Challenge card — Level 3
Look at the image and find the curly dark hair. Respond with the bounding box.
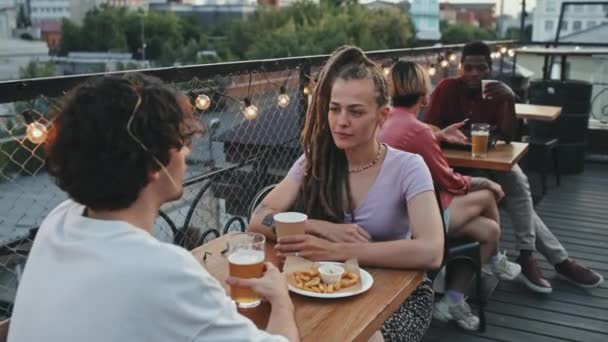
[461,41,492,68]
[46,74,204,210]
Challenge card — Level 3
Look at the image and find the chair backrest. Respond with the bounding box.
[434,187,449,267]
[0,319,9,342]
[248,184,278,220]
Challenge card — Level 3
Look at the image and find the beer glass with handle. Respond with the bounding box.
[227,232,266,308]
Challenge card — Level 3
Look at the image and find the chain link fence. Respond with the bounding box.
[0,42,516,319]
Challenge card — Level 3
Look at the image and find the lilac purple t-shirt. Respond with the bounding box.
[287,146,434,242]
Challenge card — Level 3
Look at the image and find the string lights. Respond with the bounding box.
[242,97,259,120]
[262,67,293,109]
[242,73,258,120]
[277,86,290,108]
[195,94,211,110]
[448,52,457,63]
[428,64,437,76]
[22,110,48,144]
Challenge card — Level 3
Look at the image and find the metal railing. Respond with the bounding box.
[0,41,521,319]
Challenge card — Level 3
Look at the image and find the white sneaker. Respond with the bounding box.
[433,296,480,331]
[432,266,446,294]
[484,251,521,281]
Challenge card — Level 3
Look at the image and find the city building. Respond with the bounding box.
[27,0,71,24]
[410,0,440,41]
[440,1,496,30]
[0,1,16,39]
[40,19,60,53]
[532,0,608,42]
[149,0,257,27]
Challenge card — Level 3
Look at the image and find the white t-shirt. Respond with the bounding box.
[8,200,288,342]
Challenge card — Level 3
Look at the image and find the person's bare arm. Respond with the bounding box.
[248,177,300,241]
[276,191,444,270]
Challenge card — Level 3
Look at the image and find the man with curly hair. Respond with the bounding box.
[8,74,299,342]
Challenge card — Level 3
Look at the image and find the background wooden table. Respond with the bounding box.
[443,142,529,171]
[191,234,424,342]
[515,103,561,122]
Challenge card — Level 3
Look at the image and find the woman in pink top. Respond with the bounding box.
[248,46,444,342]
[378,61,521,331]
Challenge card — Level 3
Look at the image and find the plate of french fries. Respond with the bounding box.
[285,259,374,299]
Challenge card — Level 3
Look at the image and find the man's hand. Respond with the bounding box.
[226,262,292,309]
[470,177,505,202]
[435,120,469,145]
[483,81,516,101]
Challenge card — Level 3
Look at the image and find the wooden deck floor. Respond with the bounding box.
[424,162,608,342]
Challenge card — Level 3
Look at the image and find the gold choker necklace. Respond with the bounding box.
[348,144,383,173]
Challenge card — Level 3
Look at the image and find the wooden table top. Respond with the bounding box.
[515,103,562,122]
[443,141,529,171]
[191,234,424,342]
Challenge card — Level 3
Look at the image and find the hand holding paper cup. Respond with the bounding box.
[481,80,499,99]
[274,212,307,238]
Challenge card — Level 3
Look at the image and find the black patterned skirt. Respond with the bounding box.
[380,277,434,342]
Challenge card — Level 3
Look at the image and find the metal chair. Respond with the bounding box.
[248,184,278,219]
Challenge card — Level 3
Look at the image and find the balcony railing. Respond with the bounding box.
[9,39,608,320]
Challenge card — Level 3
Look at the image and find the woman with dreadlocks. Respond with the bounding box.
[249,46,443,341]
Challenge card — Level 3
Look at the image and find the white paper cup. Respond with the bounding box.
[481,80,498,99]
[274,212,307,238]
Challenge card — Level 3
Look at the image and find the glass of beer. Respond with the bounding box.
[227,232,265,308]
[471,123,490,158]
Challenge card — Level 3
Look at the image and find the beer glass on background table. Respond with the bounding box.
[471,123,490,158]
[227,232,265,308]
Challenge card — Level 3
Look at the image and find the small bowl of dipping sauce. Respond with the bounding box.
[318,264,345,285]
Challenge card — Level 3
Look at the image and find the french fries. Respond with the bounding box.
[290,268,360,294]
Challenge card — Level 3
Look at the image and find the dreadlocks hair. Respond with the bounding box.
[297,45,389,222]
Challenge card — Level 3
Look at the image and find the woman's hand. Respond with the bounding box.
[306,220,371,243]
[275,234,347,261]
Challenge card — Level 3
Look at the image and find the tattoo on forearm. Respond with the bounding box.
[254,204,277,236]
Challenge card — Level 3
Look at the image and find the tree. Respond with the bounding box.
[505,25,532,41]
[441,23,497,44]
[16,4,31,29]
[59,19,82,55]
[19,61,56,79]
[59,7,184,64]
[224,2,415,60]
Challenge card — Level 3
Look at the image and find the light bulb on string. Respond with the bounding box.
[500,46,508,54]
[303,84,311,96]
[195,94,211,110]
[440,59,449,68]
[242,98,258,120]
[277,86,290,108]
[428,64,437,76]
[383,66,391,77]
[507,49,515,57]
[26,121,48,144]
[449,53,457,63]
